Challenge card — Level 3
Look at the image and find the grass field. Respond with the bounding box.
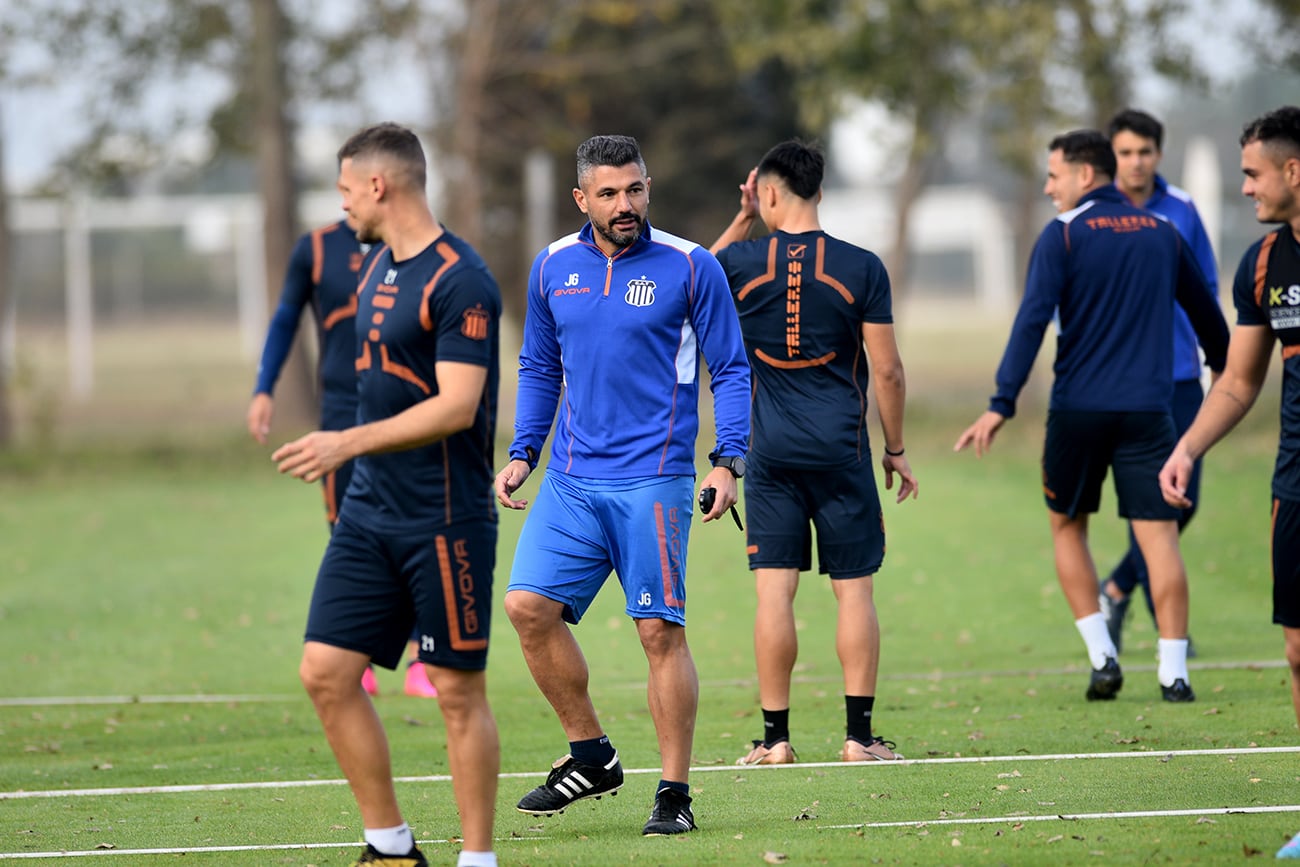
[2,408,1297,864]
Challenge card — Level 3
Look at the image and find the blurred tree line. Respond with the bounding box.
[0,0,1292,444]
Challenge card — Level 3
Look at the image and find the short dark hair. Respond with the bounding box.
[1240,106,1300,161]
[756,139,825,200]
[1106,108,1164,149]
[1049,129,1116,180]
[575,135,646,185]
[337,122,427,191]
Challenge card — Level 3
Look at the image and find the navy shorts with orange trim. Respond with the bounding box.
[306,515,495,670]
[506,471,694,626]
[1272,497,1300,628]
[1041,409,1179,520]
[744,453,885,579]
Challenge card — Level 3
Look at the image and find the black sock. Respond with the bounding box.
[569,735,616,768]
[761,707,790,747]
[846,695,875,744]
[657,779,689,797]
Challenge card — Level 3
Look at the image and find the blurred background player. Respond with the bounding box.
[247,215,436,699]
[495,134,751,836]
[709,140,917,765]
[1151,106,1300,858]
[1098,108,1221,656]
[955,130,1228,703]
[274,121,503,867]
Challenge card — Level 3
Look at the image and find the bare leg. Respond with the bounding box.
[504,589,603,741]
[1130,519,1188,638]
[636,618,698,783]
[299,641,403,829]
[831,575,879,696]
[1285,627,1300,729]
[753,568,799,710]
[1048,511,1100,618]
[426,666,499,853]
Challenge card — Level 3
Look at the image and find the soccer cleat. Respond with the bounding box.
[642,787,697,836]
[403,661,438,698]
[1277,830,1300,858]
[361,666,379,697]
[841,736,903,762]
[350,843,428,866]
[1085,657,1123,701]
[736,739,797,765]
[1160,678,1196,703]
[1098,584,1130,654]
[516,752,623,815]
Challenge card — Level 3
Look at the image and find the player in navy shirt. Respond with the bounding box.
[273,123,501,867]
[495,135,750,837]
[710,140,917,767]
[1161,108,1300,763]
[956,130,1228,704]
[1099,108,1222,654]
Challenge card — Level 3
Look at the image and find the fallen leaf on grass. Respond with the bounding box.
[763,852,788,864]
[1195,817,1217,824]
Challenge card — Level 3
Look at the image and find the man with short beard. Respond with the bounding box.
[495,134,750,836]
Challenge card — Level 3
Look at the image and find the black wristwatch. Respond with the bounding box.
[709,451,746,479]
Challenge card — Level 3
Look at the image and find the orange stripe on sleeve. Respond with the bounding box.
[1255,232,1278,309]
[419,241,462,331]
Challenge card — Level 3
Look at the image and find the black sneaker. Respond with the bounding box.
[1161,678,1196,702]
[516,752,623,815]
[1085,657,1123,701]
[642,787,697,836]
[1098,584,1130,654]
[350,843,428,866]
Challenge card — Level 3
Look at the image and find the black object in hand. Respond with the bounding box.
[698,486,716,514]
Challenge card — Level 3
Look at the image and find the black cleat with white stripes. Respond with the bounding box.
[516,752,624,816]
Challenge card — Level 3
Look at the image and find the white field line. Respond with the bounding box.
[0,657,1286,707]
[821,803,1300,830]
[5,745,1300,801]
[0,836,540,860]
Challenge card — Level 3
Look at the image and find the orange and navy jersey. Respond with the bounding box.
[510,222,750,478]
[1232,226,1300,499]
[716,230,892,469]
[254,219,364,417]
[990,185,1228,419]
[341,229,501,531]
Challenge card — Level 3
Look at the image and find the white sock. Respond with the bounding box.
[364,823,414,856]
[1157,638,1189,687]
[457,851,498,867]
[1075,613,1118,670]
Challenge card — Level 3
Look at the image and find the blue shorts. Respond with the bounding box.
[744,453,885,579]
[1041,410,1180,520]
[306,516,496,670]
[506,471,694,625]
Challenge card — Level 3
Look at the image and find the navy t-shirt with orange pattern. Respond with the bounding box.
[341,229,501,532]
[1232,226,1300,500]
[715,230,892,470]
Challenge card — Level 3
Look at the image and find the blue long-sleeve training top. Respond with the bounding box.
[1132,174,1220,383]
[510,221,751,479]
[989,185,1228,419]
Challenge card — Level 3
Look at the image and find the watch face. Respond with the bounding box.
[732,456,746,478]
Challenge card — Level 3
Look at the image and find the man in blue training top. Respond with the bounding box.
[246,214,437,700]
[273,122,502,867]
[1099,108,1222,655]
[494,134,750,837]
[709,140,918,767]
[1153,106,1300,858]
[955,130,1228,704]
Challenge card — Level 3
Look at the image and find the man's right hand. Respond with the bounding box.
[247,393,274,444]
[495,459,534,510]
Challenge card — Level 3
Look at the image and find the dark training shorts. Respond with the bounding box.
[744,453,885,579]
[306,516,496,671]
[1272,497,1300,629]
[1041,409,1180,521]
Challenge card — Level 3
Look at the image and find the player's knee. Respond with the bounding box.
[504,589,553,633]
[636,618,686,657]
[1285,633,1300,673]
